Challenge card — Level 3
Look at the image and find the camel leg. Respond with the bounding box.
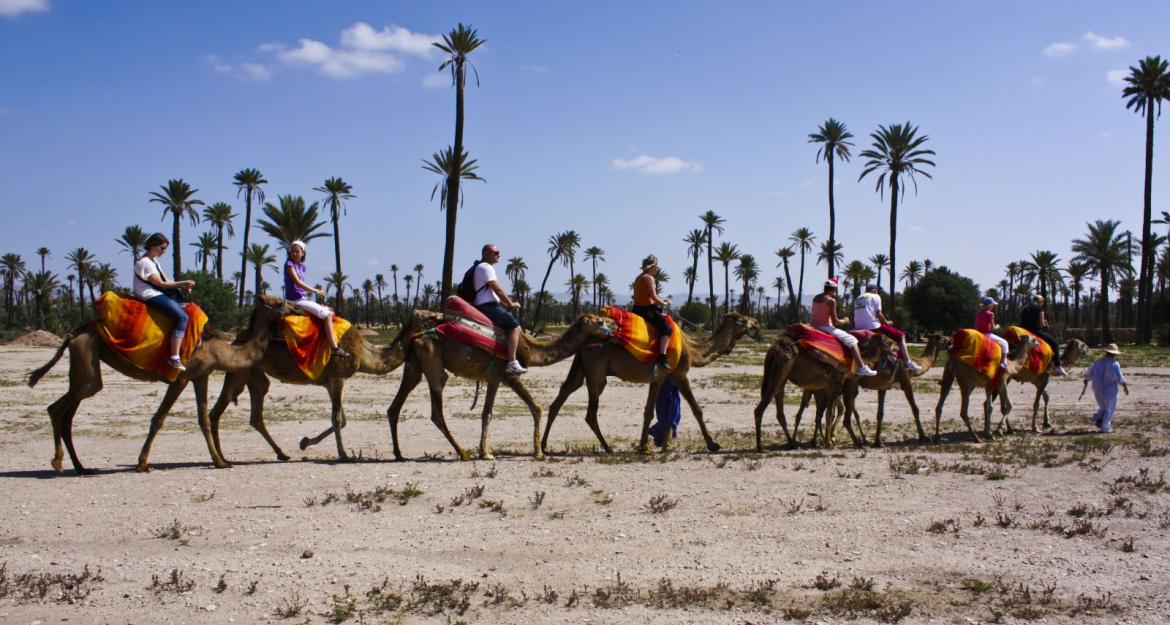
[52,339,103,474]
[793,389,813,432]
[242,371,289,461]
[934,364,955,443]
[957,388,982,443]
[502,378,545,460]
[326,379,350,462]
[1040,388,1050,430]
[637,380,665,454]
[477,382,500,460]
[774,396,797,446]
[898,373,927,443]
[675,375,720,453]
[994,383,1014,435]
[136,381,187,472]
[753,359,786,451]
[812,395,829,448]
[208,369,246,462]
[424,368,470,461]
[840,386,864,448]
[542,355,585,454]
[386,360,424,461]
[582,368,613,454]
[873,389,887,448]
[192,375,231,469]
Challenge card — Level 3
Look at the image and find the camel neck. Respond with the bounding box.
[521,320,594,367]
[689,323,742,367]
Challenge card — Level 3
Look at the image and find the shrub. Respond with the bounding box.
[180,271,241,331]
[676,301,710,328]
[902,266,981,334]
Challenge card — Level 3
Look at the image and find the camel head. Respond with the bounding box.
[718,312,762,341]
[252,294,287,326]
[577,313,617,338]
[1062,338,1088,367]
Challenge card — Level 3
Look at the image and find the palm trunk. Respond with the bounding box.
[569,256,577,317]
[1138,99,1155,343]
[441,60,466,299]
[533,254,558,328]
[782,260,796,322]
[1101,270,1113,344]
[254,263,263,297]
[722,263,730,315]
[796,251,806,321]
[238,191,253,308]
[201,253,208,274]
[827,153,837,279]
[592,259,598,309]
[215,227,224,280]
[333,211,344,310]
[888,177,899,323]
[376,284,384,324]
[706,234,715,326]
[686,250,699,306]
[171,211,182,278]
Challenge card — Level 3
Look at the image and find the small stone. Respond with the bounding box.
[204,604,217,612]
[1139,574,1151,581]
[302,550,314,559]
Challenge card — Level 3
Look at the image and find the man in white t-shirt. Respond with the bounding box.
[472,244,526,375]
[852,283,919,372]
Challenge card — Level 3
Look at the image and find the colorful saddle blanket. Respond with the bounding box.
[434,296,508,358]
[785,323,867,373]
[950,329,1004,388]
[1002,326,1053,376]
[282,313,353,381]
[94,291,208,382]
[600,305,683,369]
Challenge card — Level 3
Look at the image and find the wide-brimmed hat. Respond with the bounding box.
[641,255,659,271]
[981,296,997,306]
[290,240,307,252]
[1103,343,1122,355]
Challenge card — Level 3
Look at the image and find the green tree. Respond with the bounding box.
[816,240,844,272]
[533,231,573,328]
[65,248,92,316]
[1072,219,1128,344]
[433,23,486,298]
[116,225,149,262]
[808,118,854,278]
[245,243,276,296]
[1,253,25,322]
[402,274,413,311]
[36,247,50,274]
[775,247,798,322]
[734,254,759,315]
[412,264,425,309]
[902,266,980,333]
[233,168,268,307]
[314,177,355,309]
[26,270,57,330]
[202,202,236,280]
[374,273,387,324]
[1122,56,1170,342]
[192,231,218,274]
[868,253,889,291]
[789,227,816,317]
[1066,261,1090,327]
[714,241,740,316]
[700,211,726,326]
[901,260,923,288]
[180,270,240,331]
[325,271,350,313]
[683,229,707,308]
[858,122,936,322]
[584,246,605,310]
[148,178,203,277]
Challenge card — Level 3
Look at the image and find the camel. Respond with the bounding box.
[790,334,949,447]
[933,335,1037,442]
[1001,337,1087,433]
[752,332,895,451]
[26,295,286,474]
[206,309,443,464]
[540,313,761,456]
[386,313,616,461]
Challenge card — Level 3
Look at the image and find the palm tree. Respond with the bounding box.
[808,118,854,278]
[1072,220,1128,344]
[233,168,268,307]
[192,231,218,274]
[402,274,414,311]
[733,254,759,315]
[148,179,203,277]
[432,23,486,298]
[420,284,436,310]
[583,246,605,310]
[682,229,707,307]
[816,240,844,272]
[901,259,922,288]
[858,122,936,321]
[35,247,50,274]
[714,242,740,316]
[512,278,531,310]
[566,274,589,312]
[842,260,871,303]
[775,247,798,322]
[1066,261,1091,327]
[1,253,25,322]
[314,177,355,309]
[533,231,573,328]
[868,253,889,291]
[65,248,92,315]
[412,264,425,308]
[26,270,57,330]
[361,279,375,323]
[202,201,236,280]
[90,263,118,294]
[789,227,816,317]
[256,195,330,250]
[390,263,401,312]
[374,273,388,324]
[773,275,786,317]
[700,211,726,325]
[505,256,527,286]
[245,243,276,296]
[325,271,349,312]
[594,273,610,307]
[116,225,149,262]
[1122,56,1170,342]
[422,145,486,293]
[561,231,582,316]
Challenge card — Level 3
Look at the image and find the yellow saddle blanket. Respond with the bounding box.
[94,291,208,382]
[600,306,683,369]
[282,314,352,381]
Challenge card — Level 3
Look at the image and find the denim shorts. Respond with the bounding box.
[476,302,520,331]
[144,294,189,339]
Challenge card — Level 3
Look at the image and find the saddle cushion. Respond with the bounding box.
[600,305,683,368]
[94,291,208,382]
[950,329,1004,388]
[1002,326,1053,376]
[282,313,353,381]
[434,296,508,358]
[786,323,855,373]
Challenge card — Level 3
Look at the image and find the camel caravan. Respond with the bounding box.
[26,236,1087,475]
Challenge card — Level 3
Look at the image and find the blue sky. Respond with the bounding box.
[2,0,1167,304]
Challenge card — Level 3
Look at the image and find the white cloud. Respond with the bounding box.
[202,54,271,81]
[240,63,272,80]
[264,23,440,79]
[366,258,381,267]
[1105,68,1128,85]
[0,0,49,18]
[1083,31,1129,50]
[1044,42,1076,57]
[421,71,449,88]
[611,154,702,174]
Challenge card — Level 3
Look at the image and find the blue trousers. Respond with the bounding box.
[144,294,188,339]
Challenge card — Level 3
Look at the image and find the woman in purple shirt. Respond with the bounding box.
[285,240,349,358]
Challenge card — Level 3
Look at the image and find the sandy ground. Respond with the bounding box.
[1,339,1168,625]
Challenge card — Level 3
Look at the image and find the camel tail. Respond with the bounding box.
[28,332,74,387]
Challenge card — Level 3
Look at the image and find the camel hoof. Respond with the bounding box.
[707,441,722,453]
[135,463,151,473]
[51,459,62,473]
[534,451,546,461]
[215,460,233,469]
[393,454,406,462]
[639,445,655,456]
[458,451,473,461]
[480,452,495,461]
[298,437,312,451]
[276,453,291,462]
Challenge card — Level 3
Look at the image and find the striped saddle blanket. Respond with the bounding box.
[282,313,352,381]
[600,305,683,369]
[94,291,208,382]
[434,296,508,358]
[1002,326,1053,376]
[785,324,876,373]
[950,329,1004,388]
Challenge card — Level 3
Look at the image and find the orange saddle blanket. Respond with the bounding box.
[600,306,683,369]
[1002,326,1053,376]
[283,313,352,381]
[950,329,1004,388]
[94,291,208,382]
[786,323,859,373]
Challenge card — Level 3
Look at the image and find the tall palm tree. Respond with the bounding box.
[245,243,276,296]
[808,118,854,278]
[90,263,118,294]
[148,179,203,277]
[233,168,268,307]
[256,195,330,250]
[26,270,57,330]
[1066,261,1091,327]
[1,253,25,322]
[868,253,889,290]
[65,248,92,316]
[390,263,400,310]
[412,264,425,308]
[35,247,50,275]
[816,240,844,272]
[533,231,573,328]
[192,232,218,274]
[789,227,816,316]
[1072,220,1128,344]
[512,278,531,311]
[202,202,236,280]
[733,254,759,315]
[116,225,149,262]
[422,145,486,293]
[361,279,375,323]
[900,259,923,288]
[325,271,349,312]
[433,23,486,298]
[1122,56,1170,342]
[561,231,583,316]
[314,177,355,309]
[1029,250,1061,303]
[773,276,786,317]
[714,242,740,316]
[566,273,589,313]
[682,229,707,307]
[420,284,437,310]
[700,211,725,325]
[505,256,527,285]
[374,273,388,324]
[775,247,798,322]
[858,122,936,321]
[594,273,610,307]
[842,260,871,303]
[402,274,414,312]
[583,246,605,310]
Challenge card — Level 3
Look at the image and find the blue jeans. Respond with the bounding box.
[476,302,520,331]
[145,294,188,339]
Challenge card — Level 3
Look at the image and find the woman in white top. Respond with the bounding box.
[133,233,196,371]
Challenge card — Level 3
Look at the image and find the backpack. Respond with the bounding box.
[457,261,489,303]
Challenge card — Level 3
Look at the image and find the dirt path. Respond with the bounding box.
[1,342,1167,624]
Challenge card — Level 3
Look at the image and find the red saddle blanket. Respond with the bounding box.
[1002,326,1053,376]
[94,291,208,382]
[950,329,1004,388]
[786,323,859,372]
[434,296,508,357]
[600,305,683,368]
[282,313,352,381]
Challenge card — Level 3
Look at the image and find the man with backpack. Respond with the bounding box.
[460,243,526,375]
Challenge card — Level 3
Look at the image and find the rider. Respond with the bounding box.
[284,240,350,359]
[975,296,1010,371]
[811,278,877,377]
[1020,294,1068,376]
[133,233,196,371]
[852,283,920,372]
[631,255,673,372]
[472,243,527,375]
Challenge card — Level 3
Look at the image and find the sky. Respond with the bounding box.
[2,0,1168,305]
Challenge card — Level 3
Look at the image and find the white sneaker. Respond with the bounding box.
[1053,366,1069,377]
[857,365,878,377]
[168,356,186,372]
[505,360,527,375]
[1000,361,1009,371]
[905,361,922,372]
